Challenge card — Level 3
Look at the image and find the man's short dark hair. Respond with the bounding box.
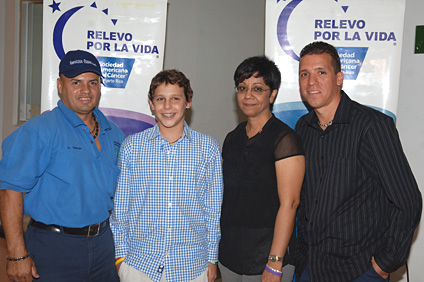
[148,69,193,102]
[300,41,341,74]
[234,56,281,91]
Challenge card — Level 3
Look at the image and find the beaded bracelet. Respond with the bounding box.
[265,264,283,277]
[6,253,30,262]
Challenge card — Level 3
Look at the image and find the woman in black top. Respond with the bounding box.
[219,56,305,282]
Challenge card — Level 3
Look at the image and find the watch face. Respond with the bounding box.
[269,255,282,262]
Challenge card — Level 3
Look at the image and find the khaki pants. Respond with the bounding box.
[219,262,295,282]
[119,262,208,282]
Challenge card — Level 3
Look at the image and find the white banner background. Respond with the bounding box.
[265,0,405,128]
[42,0,167,135]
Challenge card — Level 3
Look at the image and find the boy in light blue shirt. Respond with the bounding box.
[111,69,223,282]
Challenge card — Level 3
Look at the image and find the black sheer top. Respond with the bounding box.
[219,115,304,275]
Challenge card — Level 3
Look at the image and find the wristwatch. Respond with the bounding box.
[268,255,284,262]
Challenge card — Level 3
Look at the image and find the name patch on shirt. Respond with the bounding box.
[114,141,121,158]
[67,146,82,150]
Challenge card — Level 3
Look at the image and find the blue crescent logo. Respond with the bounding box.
[276,0,303,61]
[53,6,84,59]
[50,1,117,60]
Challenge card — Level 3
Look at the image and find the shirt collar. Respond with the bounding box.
[333,90,352,124]
[57,99,112,131]
[147,121,193,143]
[301,90,352,128]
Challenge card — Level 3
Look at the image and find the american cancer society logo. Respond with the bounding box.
[275,0,399,80]
[48,0,160,89]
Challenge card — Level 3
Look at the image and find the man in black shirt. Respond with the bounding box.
[295,41,422,282]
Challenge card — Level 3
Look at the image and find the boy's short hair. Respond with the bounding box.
[234,56,281,91]
[149,69,193,102]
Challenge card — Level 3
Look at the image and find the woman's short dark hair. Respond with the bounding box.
[148,69,193,102]
[300,41,341,74]
[234,56,281,91]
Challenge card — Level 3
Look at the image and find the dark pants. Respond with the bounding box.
[298,265,389,282]
[25,222,119,282]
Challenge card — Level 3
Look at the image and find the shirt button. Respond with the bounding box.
[169,176,173,180]
[168,203,172,207]
[168,228,172,232]
[158,265,164,273]
[167,150,170,154]
[320,156,324,160]
[165,252,169,256]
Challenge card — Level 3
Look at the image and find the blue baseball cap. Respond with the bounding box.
[59,50,103,78]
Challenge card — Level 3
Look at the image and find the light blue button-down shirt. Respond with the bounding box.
[110,122,223,282]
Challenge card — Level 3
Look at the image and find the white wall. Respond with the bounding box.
[164,0,265,142]
[0,0,5,142]
[395,0,424,281]
[1,0,21,146]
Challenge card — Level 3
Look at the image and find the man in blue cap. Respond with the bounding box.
[0,50,125,282]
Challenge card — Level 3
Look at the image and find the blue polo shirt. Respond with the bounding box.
[0,100,125,227]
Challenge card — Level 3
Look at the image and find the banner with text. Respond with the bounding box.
[42,0,167,135]
[265,0,405,128]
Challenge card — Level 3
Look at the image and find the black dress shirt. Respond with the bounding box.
[219,115,304,275]
[295,91,422,282]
